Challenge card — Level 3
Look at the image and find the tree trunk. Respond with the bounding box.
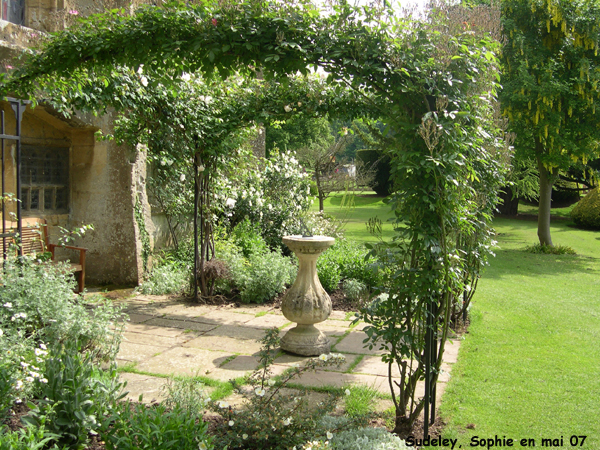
[496,186,520,216]
[535,139,556,247]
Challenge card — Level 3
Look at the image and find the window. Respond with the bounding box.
[20,145,69,213]
[1,0,24,25]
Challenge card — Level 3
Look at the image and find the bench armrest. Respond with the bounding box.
[47,244,87,266]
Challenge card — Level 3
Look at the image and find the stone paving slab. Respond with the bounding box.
[126,313,155,324]
[244,313,292,329]
[123,322,188,338]
[136,346,235,377]
[122,330,191,347]
[119,372,167,403]
[183,334,263,355]
[333,331,388,355]
[191,310,257,326]
[144,317,219,332]
[117,341,169,363]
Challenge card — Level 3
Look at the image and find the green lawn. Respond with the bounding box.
[310,191,395,242]
[323,193,599,448]
[518,200,579,219]
[439,217,600,448]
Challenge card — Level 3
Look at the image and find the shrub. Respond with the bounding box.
[161,377,208,415]
[317,259,342,293]
[23,343,125,448]
[342,279,368,304]
[231,219,268,258]
[208,328,350,450]
[571,187,600,229]
[524,244,577,255]
[331,427,409,450]
[100,402,212,450]
[317,240,380,291]
[0,420,62,450]
[303,211,344,239]
[356,150,392,197]
[136,263,189,295]
[0,256,125,362]
[232,251,296,304]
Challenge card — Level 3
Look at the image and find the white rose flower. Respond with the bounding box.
[140,76,148,87]
[179,174,186,182]
[242,434,248,440]
[181,72,191,82]
[217,400,229,409]
[228,420,234,426]
[327,431,334,440]
[284,104,292,112]
[255,387,266,397]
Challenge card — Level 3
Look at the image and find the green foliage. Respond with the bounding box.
[161,378,208,416]
[207,328,351,450]
[136,263,189,295]
[330,427,409,450]
[231,250,296,304]
[101,402,212,450]
[22,344,125,448]
[571,188,600,230]
[0,421,62,450]
[266,116,333,157]
[343,385,378,418]
[524,243,576,255]
[0,255,124,361]
[134,198,152,273]
[231,219,268,258]
[342,279,368,304]
[318,240,380,290]
[316,260,341,293]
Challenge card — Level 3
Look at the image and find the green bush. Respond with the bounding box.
[23,343,125,448]
[317,259,342,293]
[331,427,409,450]
[101,402,212,450]
[0,255,125,362]
[231,219,268,258]
[232,251,296,304]
[0,421,62,450]
[571,187,600,229]
[136,263,189,295]
[317,240,380,291]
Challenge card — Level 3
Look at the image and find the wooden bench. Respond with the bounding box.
[2,217,87,293]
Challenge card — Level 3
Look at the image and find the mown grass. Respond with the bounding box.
[439,217,600,448]
[323,193,599,447]
[310,191,395,242]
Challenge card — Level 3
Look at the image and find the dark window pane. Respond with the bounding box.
[55,188,67,210]
[30,189,39,210]
[20,188,29,211]
[44,188,54,210]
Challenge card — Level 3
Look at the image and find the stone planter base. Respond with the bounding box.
[280,323,331,356]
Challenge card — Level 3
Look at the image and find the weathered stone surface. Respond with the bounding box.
[125,313,154,324]
[353,355,400,378]
[244,314,292,330]
[280,324,331,356]
[144,317,218,332]
[273,353,359,373]
[122,331,189,347]
[136,347,233,377]
[124,322,187,338]
[119,372,167,404]
[333,331,386,355]
[183,335,263,355]
[117,341,169,363]
[191,310,255,326]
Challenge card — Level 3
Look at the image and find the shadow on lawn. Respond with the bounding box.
[483,248,599,279]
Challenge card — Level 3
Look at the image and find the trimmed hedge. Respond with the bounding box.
[571,188,600,229]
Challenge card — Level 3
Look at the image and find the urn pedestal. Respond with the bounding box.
[280,235,335,356]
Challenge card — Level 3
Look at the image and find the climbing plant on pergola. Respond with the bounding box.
[1,0,506,436]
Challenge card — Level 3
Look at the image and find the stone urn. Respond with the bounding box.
[280,235,335,356]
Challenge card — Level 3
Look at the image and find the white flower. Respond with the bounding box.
[345,389,351,396]
[34,348,47,356]
[179,174,186,182]
[29,372,40,378]
[319,354,330,361]
[20,362,29,368]
[198,165,205,172]
[228,420,234,426]
[267,379,276,386]
[40,378,48,384]
[25,377,34,383]
[14,380,23,390]
[198,443,208,450]
[39,343,47,350]
[15,398,22,404]
[255,387,266,397]
[297,102,302,107]
[283,417,292,426]
[225,198,236,209]
[327,431,334,440]
[181,72,191,82]
[0,329,3,337]
[284,104,292,113]
[140,76,148,87]
[242,434,248,440]
[3,302,12,308]
[217,400,229,409]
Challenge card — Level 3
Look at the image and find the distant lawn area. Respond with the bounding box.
[317,192,599,448]
[310,191,395,242]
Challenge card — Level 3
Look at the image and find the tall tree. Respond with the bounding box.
[501,0,600,246]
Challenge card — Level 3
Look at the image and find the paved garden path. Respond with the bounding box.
[110,293,460,412]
